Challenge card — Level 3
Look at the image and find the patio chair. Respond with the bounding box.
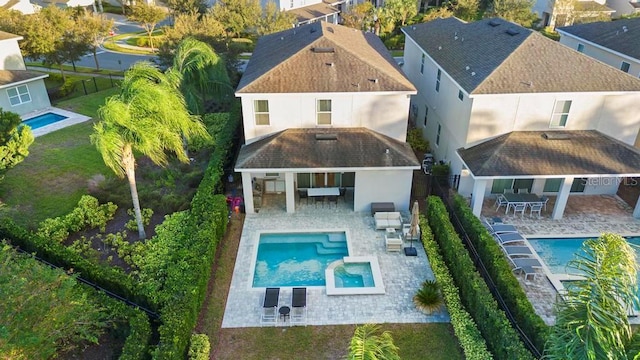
[501,245,533,257]
[504,188,514,194]
[339,188,347,202]
[517,188,529,194]
[261,287,280,326]
[298,189,308,205]
[327,195,338,208]
[494,232,527,245]
[529,203,543,218]
[291,287,307,326]
[540,195,549,211]
[495,194,508,211]
[510,203,526,217]
[314,196,325,208]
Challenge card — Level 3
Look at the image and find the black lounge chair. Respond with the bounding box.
[261,287,280,325]
[291,287,307,325]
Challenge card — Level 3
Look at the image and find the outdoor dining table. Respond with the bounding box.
[307,187,340,197]
[502,193,543,214]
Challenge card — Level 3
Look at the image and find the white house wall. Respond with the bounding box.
[240,93,411,144]
[0,79,51,116]
[354,169,413,212]
[0,39,26,70]
[559,34,640,77]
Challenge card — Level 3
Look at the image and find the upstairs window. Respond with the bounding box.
[577,43,584,52]
[420,53,425,74]
[621,61,630,73]
[458,90,464,101]
[423,106,428,127]
[317,99,332,125]
[7,85,31,106]
[435,69,441,92]
[254,100,270,125]
[550,100,571,128]
[436,123,441,146]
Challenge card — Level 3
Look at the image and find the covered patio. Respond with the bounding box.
[234,127,420,214]
[457,130,640,220]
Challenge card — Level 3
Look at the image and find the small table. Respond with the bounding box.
[279,306,290,322]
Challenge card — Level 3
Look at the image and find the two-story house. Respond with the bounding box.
[557,18,640,79]
[234,21,419,214]
[402,17,640,219]
[0,31,50,116]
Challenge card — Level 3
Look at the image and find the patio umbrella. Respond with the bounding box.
[405,201,419,256]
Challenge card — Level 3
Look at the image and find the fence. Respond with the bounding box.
[48,75,121,102]
[428,179,543,358]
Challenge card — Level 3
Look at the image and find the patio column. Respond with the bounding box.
[470,179,487,217]
[241,172,255,214]
[633,194,640,219]
[551,176,574,220]
[285,172,295,213]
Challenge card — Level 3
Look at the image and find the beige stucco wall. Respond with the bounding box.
[558,33,640,78]
[353,169,414,213]
[239,92,413,144]
[0,79,51,116]
[0,39,26,70]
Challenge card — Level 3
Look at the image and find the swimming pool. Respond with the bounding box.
[22,112,68,130]
[252,232,348,287]
[334,262,374,287]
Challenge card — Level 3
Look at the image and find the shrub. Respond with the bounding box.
[451,194,549,351]
[125,208,154,232]
[188,334,210,360]
[406,128,429,152]
[426,196,534,360]
[419,218,493,360]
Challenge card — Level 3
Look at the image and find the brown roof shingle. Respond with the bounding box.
[403,17,640,94]
[235,127,420,170]
[457,130,640,177]
[236,22,416,94]
[0,70,47,87]
[289,2,340,23]
[0,30,21,41]
[557,18,640,60]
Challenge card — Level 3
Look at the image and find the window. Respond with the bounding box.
[420,53,425,74]
[436,123,441,146]
[317,99,332,125]
[543,178,562,192]
[254,100,270,125]
[491,179,513,194]
[570,178,587,192]
[266,172,280,177]
[423,106,428,127]
[577,43,584,52]
[7,85,31,106]
[458,90,464,101]
[621,61,631,73]
[435,69,441,92]
[550,100,571,127]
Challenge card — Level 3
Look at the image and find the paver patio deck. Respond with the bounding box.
[221,194,449,328]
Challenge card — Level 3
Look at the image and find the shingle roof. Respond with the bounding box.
[289,2,340,23]
[402,17,640,94]
[0,30,21,41]
[557,18,640,61]
[236,22,416,94]
[235,128,420,170]
[0,70,47,87]
[457,130,640,177]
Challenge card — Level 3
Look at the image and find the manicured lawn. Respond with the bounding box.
[0,89,116,227]
[196,215,464,360]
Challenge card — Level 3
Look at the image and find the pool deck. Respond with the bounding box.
[221,201,449,328]
[21,107,91,137]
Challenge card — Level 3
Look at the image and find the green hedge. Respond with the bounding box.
[418,216,493,360]
[451,194,549,351]
[426,196,534,360]
[152,102,240,359]
[188,334,210,360]
[98,293,152,360]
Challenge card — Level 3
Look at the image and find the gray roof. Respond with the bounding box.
[402,17,640,94]
[235,127,420,170]
[457,130,640,177]
[557,18,640,61]
[290,2,340,23]
[0,70,47,87]
[236,22,416,94]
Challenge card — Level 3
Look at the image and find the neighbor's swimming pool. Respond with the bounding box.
[22,112,68,130]
[252,232,348,287]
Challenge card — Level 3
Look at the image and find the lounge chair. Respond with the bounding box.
[261,287,280,326]
[515,265,538,280]
[511,257,542,268]
[291,287,307,326]
[482,219,518,234]
[501,245,533,257]
[494,232,527,245]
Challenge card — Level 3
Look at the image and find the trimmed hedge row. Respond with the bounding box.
[426,196,534,360]
[418,216,493,360]
[98,293,152,360]
[451,194,549,351]
[152,102,240,359]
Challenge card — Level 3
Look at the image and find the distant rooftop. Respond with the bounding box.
[0,70,47,87]
[557,18,640,61]
[0,30,22,41]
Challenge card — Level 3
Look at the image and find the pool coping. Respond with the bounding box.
[21,107,91,137]
[325,256,386,295]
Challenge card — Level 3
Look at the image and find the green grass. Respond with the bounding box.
[391,50,404,57]
[0,90,116,227]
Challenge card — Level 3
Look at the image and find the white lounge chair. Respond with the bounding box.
[290,287,307,326]
[494,232,527,245]
[501,245,533,257]
[260,287,280,326]
[482,219,518,234]
[510,258,542,280]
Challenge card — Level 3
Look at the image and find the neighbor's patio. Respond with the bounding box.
[221,201,448,328]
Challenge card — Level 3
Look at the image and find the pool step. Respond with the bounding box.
[316,243,348,255]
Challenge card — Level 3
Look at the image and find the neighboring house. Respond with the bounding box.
[401,17,640,219]
[234,21,419,214]
[0,31,50,116]
[557,19,640,78]
[532,0,614,28]
[0,0,38,14]
[288,0,343,26]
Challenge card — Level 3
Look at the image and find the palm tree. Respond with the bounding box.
[544,233,640,360]
[168,38,233,115]
[91,62,208,239]
[347,323,400,360]
[413,279,443,315]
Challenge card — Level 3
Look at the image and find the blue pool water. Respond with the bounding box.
[334,263,374,288]
[252,232,348,287]
[22,112,68,130]
[528,237,640,275]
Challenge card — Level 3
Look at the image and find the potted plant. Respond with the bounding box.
[413,280,443,315]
